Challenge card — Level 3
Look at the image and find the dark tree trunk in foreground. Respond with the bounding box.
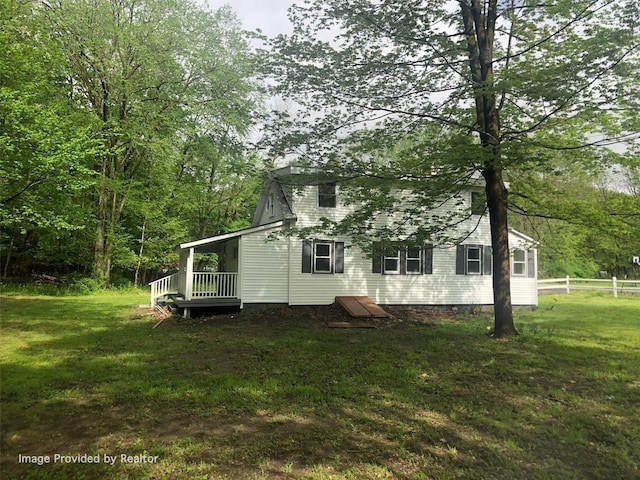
[484,166,518,337]
[462,0,518,336]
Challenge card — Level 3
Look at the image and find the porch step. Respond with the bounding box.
[335,296,390,318]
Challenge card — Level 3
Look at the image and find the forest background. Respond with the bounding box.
[1,0,639,290]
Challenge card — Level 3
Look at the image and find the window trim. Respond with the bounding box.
[373,244,434,275]
[456,244,492,276]
[465,245,482,275]
[318,182,337,208]
[406,247,422,275]
[383,250,401,275]
[313,241,333,274]
[302,240,344,274]
[512,249,526,276]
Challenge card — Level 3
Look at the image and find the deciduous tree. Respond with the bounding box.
[39,0,259,284]
[266,0,639,336]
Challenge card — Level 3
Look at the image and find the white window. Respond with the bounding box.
[383,250,400,274]
[314,242,333,273]
[466,246,482,274]
[318,183,337,208]
[512,249,526,276]
[406,247,422,274]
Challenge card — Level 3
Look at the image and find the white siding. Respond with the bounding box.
[283,185,537,306]
[239,228,289,304]
[254,183,290,227]
[288,240,499,306]
[509,236,538,306]
[182,178,538,307]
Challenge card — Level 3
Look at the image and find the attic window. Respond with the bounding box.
[471,191,486,215]
[266,192,275,217]
[318,182,337,208]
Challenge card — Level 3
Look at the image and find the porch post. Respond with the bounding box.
[185,247,194,301]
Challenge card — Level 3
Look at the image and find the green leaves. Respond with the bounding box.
[1,0,262,283]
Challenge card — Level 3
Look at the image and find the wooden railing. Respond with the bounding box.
[538,276,640,297]
[149,272,238,305]
[149,273,179,306]
[192,272,238,298]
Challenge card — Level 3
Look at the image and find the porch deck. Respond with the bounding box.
[167,294,241,309]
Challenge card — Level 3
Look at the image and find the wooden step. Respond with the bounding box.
[335,296,390,318]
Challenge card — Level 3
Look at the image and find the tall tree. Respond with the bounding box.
[39,0,259,284]
[266,0,639,336]
[0,0,96,277]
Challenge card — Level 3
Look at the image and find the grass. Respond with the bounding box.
[1,291,639,479]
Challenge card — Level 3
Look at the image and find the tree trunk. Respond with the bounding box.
[484,165,518,337]
[93,180,111,285]
[134,218,146,288]
[461,0,518,336]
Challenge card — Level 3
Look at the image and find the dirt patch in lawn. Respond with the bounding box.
[175,303,465,329]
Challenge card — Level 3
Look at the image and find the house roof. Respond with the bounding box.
[180,221,285,252]
[508,227,536,244]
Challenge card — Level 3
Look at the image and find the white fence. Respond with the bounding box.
[192,272,237,298]
[538,276,640,297]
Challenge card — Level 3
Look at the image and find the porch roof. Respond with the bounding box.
[180,221,285,253]
[508,227,536,244]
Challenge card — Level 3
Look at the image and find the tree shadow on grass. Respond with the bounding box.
[1,299,639,479]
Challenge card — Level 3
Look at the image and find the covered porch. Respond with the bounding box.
[149,233,241,314]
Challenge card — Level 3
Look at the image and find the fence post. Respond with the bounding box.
[613,276,617,298]
[566,275,570,294]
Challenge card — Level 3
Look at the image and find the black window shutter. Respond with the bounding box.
[334,242,344,274]
[372,243,382,273]
[302,240,313,273]
[423,245,433,274]
[399,249,407,275]
[527,250,535,278]
[455,245,465,275]
[483,246,493,275]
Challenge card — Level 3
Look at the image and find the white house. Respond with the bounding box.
[150,165,538,315]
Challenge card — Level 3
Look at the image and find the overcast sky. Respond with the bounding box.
[205,0,298,37]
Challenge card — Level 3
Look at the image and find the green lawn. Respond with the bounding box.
[1,291,639,479]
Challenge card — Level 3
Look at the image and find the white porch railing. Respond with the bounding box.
[149,273,179,306]
[192,272,238,298]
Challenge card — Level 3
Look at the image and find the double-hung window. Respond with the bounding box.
[406,247,422,274]
[512,249,526,276]
[383,250,401,274]
[302,240,344,274]
[456,244,492,275]
[318,182,337,208]
[511,249,536,278]
[466,246,482,274]
[314,242,333,273]
[373,244,433,275]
